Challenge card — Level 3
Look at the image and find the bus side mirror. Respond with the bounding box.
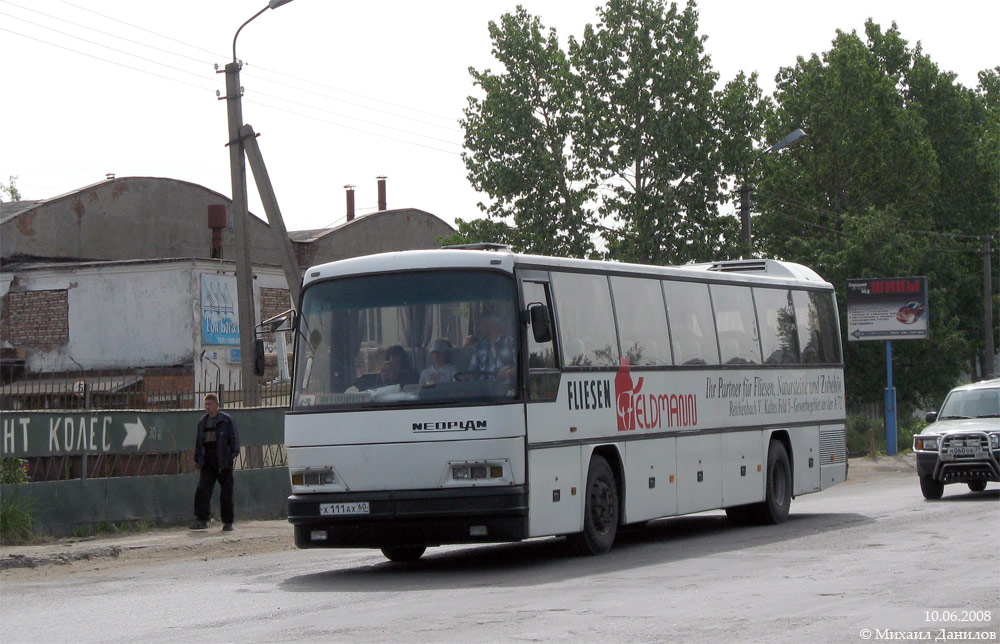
[528,303,552,343]
[253,339,266,376]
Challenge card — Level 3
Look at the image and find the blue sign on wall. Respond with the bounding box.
[201,274,240,346]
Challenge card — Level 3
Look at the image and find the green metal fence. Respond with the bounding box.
[0,408,289,537]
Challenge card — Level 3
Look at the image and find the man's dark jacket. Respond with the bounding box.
[194,411,240,470]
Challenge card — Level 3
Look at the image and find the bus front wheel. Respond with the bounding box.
[572,455,619,555]
[380,545,426,562]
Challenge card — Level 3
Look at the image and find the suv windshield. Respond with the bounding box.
[292,270,519,410]
[938,387,1000,419]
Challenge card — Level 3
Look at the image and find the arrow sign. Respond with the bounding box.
[122,417,147,449]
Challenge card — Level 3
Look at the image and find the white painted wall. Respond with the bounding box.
[1,259,288,394]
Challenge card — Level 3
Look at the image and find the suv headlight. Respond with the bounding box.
[914,436,939,451]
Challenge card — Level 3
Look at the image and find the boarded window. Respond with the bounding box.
[1,290,69,346]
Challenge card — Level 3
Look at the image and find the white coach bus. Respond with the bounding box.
[284,246,846,561]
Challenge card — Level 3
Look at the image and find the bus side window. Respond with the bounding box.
[611,276,671,366]
[550,272,620,368]
[523,281,559,401]
[663,280,720,365]
[754,287,801,364]
[792,290,842,364]
[710,284,761,365]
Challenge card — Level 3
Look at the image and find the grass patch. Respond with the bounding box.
[0,493,34,544]
[69,519,153,539]
[847,413,927,457]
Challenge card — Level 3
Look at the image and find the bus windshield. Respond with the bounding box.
[292,270,519,411]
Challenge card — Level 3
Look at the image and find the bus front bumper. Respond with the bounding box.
[288,486,528,548]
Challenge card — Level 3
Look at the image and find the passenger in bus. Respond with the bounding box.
[468,310,516,380]
[420,338,457,386]
[384,344,418,385]
[378,359,401,387]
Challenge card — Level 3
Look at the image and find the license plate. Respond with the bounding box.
[949,446,983,457]
[319,502,370,516]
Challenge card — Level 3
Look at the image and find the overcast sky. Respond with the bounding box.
[1,0,996,234]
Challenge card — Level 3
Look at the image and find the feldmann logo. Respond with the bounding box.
[615,358,698,432]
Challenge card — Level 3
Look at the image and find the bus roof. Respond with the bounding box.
[302,248,832,290]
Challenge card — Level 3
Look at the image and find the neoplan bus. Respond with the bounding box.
[284,247,846,561]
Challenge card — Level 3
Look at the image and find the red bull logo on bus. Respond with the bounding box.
[615,358,697,432]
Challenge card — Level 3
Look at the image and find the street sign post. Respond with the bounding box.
[846,277,929,455]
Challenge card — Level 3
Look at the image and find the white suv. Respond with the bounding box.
[912,378,1000,500]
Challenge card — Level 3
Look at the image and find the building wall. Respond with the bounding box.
[1,261,201,372]
[0,259,288,392]
[1,177,284,266]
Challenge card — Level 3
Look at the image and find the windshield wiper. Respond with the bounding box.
[939,415,972,420]
[974,414,1000,418]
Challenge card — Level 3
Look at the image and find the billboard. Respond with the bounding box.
[200,273,240,346]
[846,277,929,342]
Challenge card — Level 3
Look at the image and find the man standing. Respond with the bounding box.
[190,393,240,531]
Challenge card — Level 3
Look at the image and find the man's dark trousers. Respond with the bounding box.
[194,460,234,524]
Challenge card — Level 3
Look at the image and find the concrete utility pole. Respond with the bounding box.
[224,61,258,407]
[222,0,294,407]
[241,123,302,307]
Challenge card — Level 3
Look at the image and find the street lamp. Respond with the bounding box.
[740,128,806,254]
[223,0,294,407]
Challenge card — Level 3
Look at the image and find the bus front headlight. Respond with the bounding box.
[291,469,337,486]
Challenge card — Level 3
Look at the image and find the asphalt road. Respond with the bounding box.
[2,461,998,644]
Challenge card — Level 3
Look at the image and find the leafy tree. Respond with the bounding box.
[754,20,998,408]
[460,0,757,264]
[0,175,21,202]
[459,8,597,257]
[571,0,745,264]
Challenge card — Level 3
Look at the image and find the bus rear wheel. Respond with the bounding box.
[571,455,619,555]
[761,441,792,524]
[732,440,792,526]
[380,545,426,562]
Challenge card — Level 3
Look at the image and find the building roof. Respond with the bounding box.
[287,208,442,243]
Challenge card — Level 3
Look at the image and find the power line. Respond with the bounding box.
[241,69,462,132]
[51,0,460,125]
[0,26,217,93]
[244,97,462,157]
[0,11,220,85]
[52,0,223,59]
[246,87,462,148]
[3,10,463,149]
[1,0,214,66]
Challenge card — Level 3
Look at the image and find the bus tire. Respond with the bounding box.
[756,440,792,524]
[380,545,426,562]
[919,476,944,500]
[572,455,619,555]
